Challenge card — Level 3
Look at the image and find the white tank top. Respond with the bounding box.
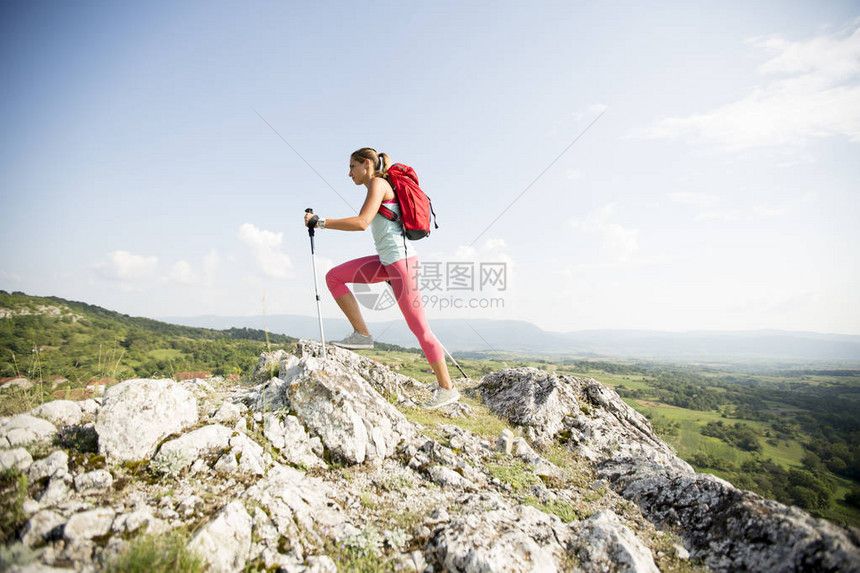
[371,201,413,265]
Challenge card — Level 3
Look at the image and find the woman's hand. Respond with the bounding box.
[304,211,317,227]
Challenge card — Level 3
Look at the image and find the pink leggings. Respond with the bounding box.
[326,255,444,364]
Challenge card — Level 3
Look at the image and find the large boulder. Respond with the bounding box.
[478,368,689,473]
[477,368,581,449]
[601,459,860,573]
[282,354,415,465]
[95,379,198,462]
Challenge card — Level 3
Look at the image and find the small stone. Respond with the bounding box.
[28,451,69,482]
[496,429,514,455]
[305,555,337,573]
[37,476,71,506]
[178,495,204,517]
[21,509,65,548]
[512,437,540,463]
[673,543,690,560]
[63,507,116,543]
[0,448,33,472]
[212,401,244,423]
[427,466,468,489]
[74,469,113,496]
[425,508,450,526]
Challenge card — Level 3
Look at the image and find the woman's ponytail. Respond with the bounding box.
[377,152,391,177]
[351,147,391,178]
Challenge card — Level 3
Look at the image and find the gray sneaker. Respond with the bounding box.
[423,386,460,410]
[331,331,374,350]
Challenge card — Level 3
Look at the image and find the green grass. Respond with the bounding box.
[402,394,513,441]
[104,529,206,573]
[486,461,544,492]
[522,496,582,522]
[0,470,29,544]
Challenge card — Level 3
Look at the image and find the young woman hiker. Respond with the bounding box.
[302,148,460,410]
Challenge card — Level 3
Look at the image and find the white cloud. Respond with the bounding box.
[96,251,158,281]
[167,249,221,286]
[627,23,860,150]
[169,260,196,285]
[569,203,639,263]
[566,168,583,180]
[237,223,293,279]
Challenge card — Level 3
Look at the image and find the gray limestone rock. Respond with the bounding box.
[0,447,33,471]
[63,507,116,543]
[286,355,415,465]
[73,469,113,496]
[496,429,514,455]
[263,413,325,469]
[188,500,253,573]
[243,463,349,558]
[30,401,83,428]
[431,502,572,572]
[28,451,69,482]
[297,340,424,399]
[95,379,198,462]
[154,424,233,472]
[21,509,65,548]
[76,399,100,416]
[574,510,659,573]
[427,465,469,489]
[601,459,860,573]
[477,368,581,449]
[1,414,58,448]
[211,401,246,423]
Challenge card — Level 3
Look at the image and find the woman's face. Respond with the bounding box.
[348,157,372,186]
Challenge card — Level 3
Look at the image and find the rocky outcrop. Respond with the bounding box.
[603,459,860,572]
[477,367,860,573]
[1,343,858,572]
[279,354,415,465]
[478,368,689,473]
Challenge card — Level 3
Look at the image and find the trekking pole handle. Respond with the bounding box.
[305,208,319,237]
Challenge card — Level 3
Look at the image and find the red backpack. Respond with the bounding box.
[378,163,438,240]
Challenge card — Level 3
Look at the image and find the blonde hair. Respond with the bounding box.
[351,147,391,178]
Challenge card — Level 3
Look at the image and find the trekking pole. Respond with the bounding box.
[438,340,468,379]
[305,208,327,360]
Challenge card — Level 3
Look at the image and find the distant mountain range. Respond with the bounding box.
[159,314,860,363]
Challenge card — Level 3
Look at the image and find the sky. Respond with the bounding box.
[1,0,859,335]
